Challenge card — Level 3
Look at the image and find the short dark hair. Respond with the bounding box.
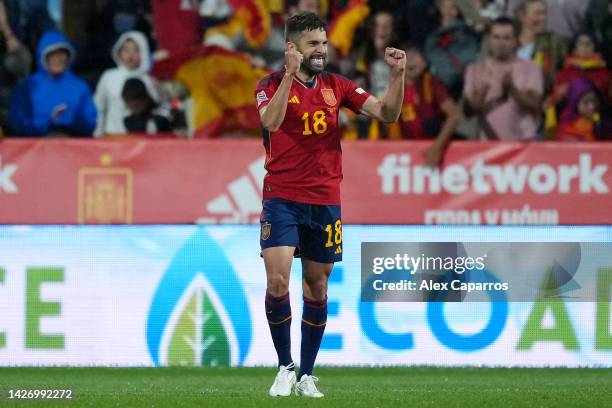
[122,78,152,102]
[488,16,519,37]
[285,12,327,42]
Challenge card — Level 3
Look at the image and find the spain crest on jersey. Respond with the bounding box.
[321,88,337,106]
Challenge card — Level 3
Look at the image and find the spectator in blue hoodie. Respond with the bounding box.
[9,30,97,137]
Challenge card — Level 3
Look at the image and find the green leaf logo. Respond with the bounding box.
[159,276,238,366]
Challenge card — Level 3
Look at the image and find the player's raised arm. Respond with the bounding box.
[359,47,406,123]
[259,43,303,132]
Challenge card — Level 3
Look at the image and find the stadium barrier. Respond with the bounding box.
[1,225,611,367]
[0,139,610,224]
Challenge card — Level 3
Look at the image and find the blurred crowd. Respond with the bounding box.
[0,0,610,161]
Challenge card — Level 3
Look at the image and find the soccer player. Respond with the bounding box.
[255,12,405,398]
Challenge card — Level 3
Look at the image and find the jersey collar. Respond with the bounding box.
[293,73,319,89]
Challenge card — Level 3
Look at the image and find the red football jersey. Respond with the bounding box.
[255,70,370,205]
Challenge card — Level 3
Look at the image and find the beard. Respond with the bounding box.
[491,48,514,61]
[301,54,326,76]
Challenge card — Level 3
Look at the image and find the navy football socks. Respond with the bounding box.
[299,296,327,378]
[265,291,293,368]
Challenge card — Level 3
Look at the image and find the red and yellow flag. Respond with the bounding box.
[228,0,272,48]
[329,0,370,57]
[153,46,269,138]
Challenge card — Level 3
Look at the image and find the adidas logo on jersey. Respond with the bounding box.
[335,246,342,255]
[196,156,266,224]
[288,96,300,104]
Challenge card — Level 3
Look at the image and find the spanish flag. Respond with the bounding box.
[329,0,370,57]
[152,46,269,138]
[229,0,272,48]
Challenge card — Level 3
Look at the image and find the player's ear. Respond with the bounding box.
[286,41,296,51]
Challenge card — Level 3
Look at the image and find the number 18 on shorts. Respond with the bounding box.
[260,198,342,264]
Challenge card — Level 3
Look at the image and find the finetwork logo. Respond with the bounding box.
[146,228,252,366]
[378,153,609,195]
[197,157,266,224]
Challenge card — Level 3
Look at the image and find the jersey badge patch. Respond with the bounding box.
[321,88,337,106]
[261,221,272,240]
[256,90,268,106]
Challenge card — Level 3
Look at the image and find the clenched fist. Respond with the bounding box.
[285,42,303,75]
[384,47,406,73]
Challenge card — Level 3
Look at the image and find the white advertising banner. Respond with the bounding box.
[0,226,611,367]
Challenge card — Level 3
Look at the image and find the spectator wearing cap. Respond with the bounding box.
[9,30,96,137]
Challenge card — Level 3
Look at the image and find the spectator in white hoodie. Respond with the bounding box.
[94,30,159,136]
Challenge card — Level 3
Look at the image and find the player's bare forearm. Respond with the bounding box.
[259,72,295,132]
[260,42,303,132]
[380,70,405,123]
[359,48,406,123]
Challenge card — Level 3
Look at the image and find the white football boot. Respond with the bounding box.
[295,374,324,398]
[268,362,296,397]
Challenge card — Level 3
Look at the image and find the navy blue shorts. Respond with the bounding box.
[260,198,342,263]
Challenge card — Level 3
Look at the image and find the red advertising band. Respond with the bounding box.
[0,139,610,225]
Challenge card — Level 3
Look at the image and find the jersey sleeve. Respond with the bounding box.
[336,75,370,113]
[254,75,278,113]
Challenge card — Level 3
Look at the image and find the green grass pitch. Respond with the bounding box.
[1,367,611,407]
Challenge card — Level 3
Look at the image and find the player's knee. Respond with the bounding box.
[309,288,327,301]
[304,278,328,300]
[267,274,289,296]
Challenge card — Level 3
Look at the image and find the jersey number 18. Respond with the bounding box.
[301,110,327,135]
